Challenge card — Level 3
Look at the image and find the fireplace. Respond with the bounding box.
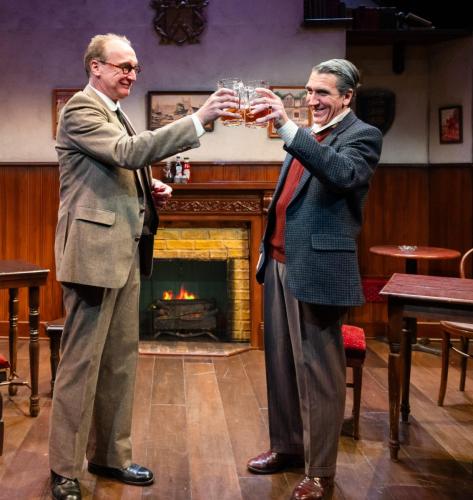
[138,179,274,348]
[139,224,251,342]
[141,258,229,340]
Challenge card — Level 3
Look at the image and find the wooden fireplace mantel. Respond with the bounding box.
[158,181,276,348]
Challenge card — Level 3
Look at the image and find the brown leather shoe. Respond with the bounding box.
[247,450,304,474]
[291,475,334,499]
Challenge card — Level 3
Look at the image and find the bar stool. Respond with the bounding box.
[45,318,65,394]
[342,324,366,440]
[1,353,11,455]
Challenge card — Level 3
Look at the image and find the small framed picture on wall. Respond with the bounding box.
[268,86,311,138]
[53,88,81,138]
[439,105,463,144]
[147,91,214,132]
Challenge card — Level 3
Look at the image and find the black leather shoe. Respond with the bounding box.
[247,450,304,474]
[87,462,154,486]
[51,471,81,500]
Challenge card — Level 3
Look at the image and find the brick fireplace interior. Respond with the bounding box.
[139,223,251,342]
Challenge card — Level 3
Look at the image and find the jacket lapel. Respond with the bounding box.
[288,112,358,204]
[83,86,155,212]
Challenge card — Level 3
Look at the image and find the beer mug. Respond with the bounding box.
[217,78,244,126]
[243,80,269,128]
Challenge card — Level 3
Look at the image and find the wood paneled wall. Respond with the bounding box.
[0,164,62,337]
[1,162,471,338]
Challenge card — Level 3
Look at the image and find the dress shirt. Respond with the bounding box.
[88,84,205,137]
[277,108,352,145]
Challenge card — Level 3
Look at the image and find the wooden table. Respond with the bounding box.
[370,245,461,355]
[0,260,49,416]
[370,245,461,274]
[380,273,473,460]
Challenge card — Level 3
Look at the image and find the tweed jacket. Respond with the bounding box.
[55,86,200,288]
[257,112,382,306]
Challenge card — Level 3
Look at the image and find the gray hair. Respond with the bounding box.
[84,33,131,77]
[312,59,360,96]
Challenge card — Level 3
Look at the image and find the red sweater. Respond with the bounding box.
[269,129,331,262]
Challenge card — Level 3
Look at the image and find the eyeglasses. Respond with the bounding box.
[99,60,142,75]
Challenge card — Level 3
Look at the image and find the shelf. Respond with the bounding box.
[302,18,352,28]
[347,29,471,46]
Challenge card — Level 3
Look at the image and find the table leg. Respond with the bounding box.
[28,286,40,417]
[388,300,403,461]
[405,258,417,274]
[8,288,19,396]
[401,317,415,422]
[404,258,442,355]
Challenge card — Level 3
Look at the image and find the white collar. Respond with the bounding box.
[311,108,351,134]
[87,84,121,112]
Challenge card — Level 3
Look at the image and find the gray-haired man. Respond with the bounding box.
[247,59,383,499]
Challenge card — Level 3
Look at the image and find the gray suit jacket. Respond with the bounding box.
[257,112,382,306]
[55,86,200,288]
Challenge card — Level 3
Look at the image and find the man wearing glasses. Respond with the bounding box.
[49,33,238,500]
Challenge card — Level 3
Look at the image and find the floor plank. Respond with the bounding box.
[184,360,242,500]
[1,338,473,499]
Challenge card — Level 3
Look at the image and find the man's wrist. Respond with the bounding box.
[191,113,206,137]
[277,120,298,146]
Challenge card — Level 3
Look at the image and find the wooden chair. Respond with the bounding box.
[0,353,11,455]
[438,248,473,406]
[342,324,366,440]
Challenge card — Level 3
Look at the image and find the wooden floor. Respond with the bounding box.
[1,338,473,499]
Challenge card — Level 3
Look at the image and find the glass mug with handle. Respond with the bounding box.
[243,80,269,128]
[217,78,244,126]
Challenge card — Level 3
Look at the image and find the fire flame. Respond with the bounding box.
[162,285,197,301]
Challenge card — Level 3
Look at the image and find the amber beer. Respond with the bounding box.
[217,78,244,126]
[244,107,270,127]
[220,106,245,126]
[244,80,269,128]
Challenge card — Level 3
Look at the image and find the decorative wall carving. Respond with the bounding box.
[150,0,209,45]
[163,199,261,213]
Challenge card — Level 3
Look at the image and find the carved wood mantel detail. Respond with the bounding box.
[163,199,261,213]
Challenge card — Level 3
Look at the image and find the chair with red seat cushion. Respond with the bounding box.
[342,324,367,440]
[0,353,11,455]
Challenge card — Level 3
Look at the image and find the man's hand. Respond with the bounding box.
[195,88,240,127]
[151,179,172,208]
[250,88,289,129]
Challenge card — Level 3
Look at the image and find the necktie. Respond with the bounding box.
[116,107,134,135]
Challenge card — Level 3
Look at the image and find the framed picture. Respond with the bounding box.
[268,86,311,138]
[52,88,81,138]
[147,91,214,132]
[439,105,463,144]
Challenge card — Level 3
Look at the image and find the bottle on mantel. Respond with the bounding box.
[163,159,173,183]
[173,155,186,183]
[183,157,191,183]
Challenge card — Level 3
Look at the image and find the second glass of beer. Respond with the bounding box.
[244,80,269,128]
[217,78,244,126]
